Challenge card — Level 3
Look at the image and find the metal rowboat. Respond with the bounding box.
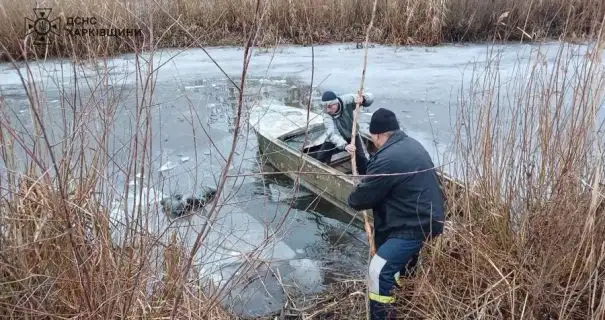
[247,100,468,223]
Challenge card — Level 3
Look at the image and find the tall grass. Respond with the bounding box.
[0,0,304,318]
[389,19,605,320]
[2,0,605,61]
[0,50,227,319]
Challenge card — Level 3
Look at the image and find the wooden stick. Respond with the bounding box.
[351,0,379,258]
[350,1,378,319]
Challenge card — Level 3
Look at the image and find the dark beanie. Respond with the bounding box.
[370,108,400,134]
[321,91,338,102]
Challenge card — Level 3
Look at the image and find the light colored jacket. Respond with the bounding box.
[323,92,374,149]
[323,115,348,149]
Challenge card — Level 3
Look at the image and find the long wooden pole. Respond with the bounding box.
[351,0,379,258]
[350,2,379,319]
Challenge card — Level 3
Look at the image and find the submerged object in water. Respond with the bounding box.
[160,187,217,218]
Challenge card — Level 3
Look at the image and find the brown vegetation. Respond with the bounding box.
[402,34,605,317]
[1,0,605,61]
[0,174,233,318]
[0,37,240,317]
[1,0,605,319]
[290,22,605,320]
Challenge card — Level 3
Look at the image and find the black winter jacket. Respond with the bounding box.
[347,130,445,246]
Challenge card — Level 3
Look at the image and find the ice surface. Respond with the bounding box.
[4,41,600,176]
[159,161,177,172]
[107,175,316,316]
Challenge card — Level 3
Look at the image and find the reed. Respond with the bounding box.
[0,0,274,318]
[2,0,605,319]
[276,20,605,320]
[394,19,605,320]
[2,0,605,61]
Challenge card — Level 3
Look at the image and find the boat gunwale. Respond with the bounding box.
[248,103,475,221]
[264,129,358,185]
[253,128,364,219]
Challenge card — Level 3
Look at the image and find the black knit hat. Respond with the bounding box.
[321,91,338,102]
[370,108,400,134]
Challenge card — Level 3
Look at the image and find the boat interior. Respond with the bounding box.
[279,124,377,175]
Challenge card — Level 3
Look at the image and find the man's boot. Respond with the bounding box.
[369,300,397,320]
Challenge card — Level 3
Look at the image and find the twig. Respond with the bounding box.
[169,0,266,316]
[226,162,453,178]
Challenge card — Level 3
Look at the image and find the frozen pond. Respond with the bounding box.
[1,41,602,317]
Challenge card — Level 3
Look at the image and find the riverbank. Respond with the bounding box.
[1,0,605,62]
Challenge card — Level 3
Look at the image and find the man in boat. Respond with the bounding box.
[346,108,445,320]
[312,90,374,175]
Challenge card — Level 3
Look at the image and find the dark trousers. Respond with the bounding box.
[311,134,368,175]
[367,237,423,320]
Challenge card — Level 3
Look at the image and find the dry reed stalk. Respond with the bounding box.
[2,0,605,61]
[164,0,272,317]
[0,5,245,317]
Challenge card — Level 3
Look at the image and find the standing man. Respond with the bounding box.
[312,90,374,175]
[346,108,445,319]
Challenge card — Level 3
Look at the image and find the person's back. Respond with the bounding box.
[346,108,445,320]
[373,130,445,240]
[348,129,444,243]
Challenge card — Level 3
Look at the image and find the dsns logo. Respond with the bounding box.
[25,8,60,45]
